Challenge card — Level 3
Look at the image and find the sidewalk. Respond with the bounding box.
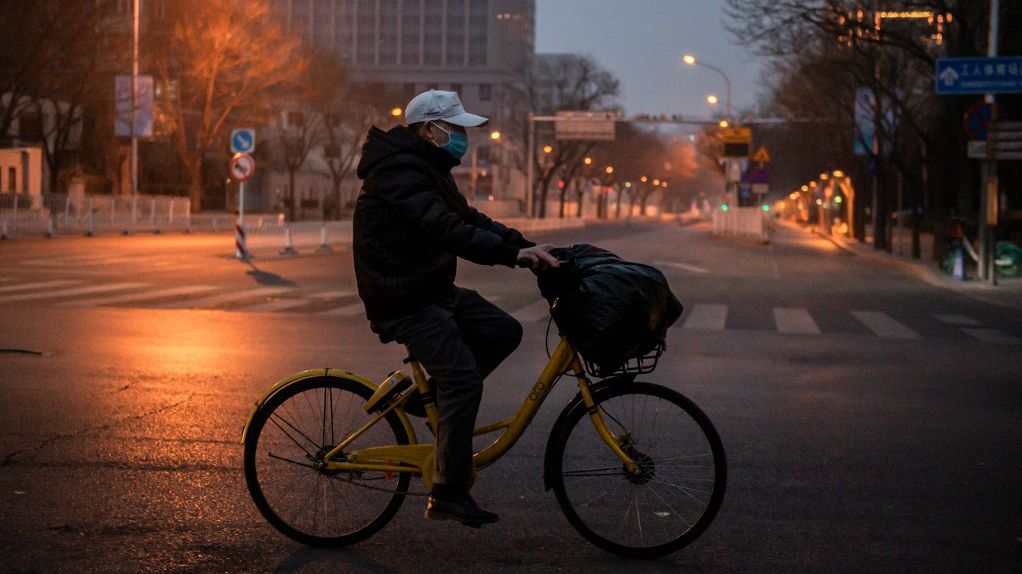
[777,218,1022,312]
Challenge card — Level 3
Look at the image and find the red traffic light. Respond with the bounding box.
[557,179,565,190]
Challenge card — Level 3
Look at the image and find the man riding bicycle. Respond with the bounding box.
[353,90,559,526]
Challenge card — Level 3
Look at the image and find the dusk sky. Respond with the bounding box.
[536,0,766,121]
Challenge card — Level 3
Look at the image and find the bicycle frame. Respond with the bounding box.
[320,337,639,481]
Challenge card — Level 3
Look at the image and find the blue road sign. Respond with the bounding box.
[935,57,1022,95]
[230,128,256,154]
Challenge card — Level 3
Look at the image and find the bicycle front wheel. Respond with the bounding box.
[244,376,411,547]
[548,382,726,558]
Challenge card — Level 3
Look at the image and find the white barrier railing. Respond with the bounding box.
[711,207,771,242]
[1,193,194,236]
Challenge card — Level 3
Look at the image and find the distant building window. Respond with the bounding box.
[8,168,16,193]
[478,83,492,101]
[446,0,466,66]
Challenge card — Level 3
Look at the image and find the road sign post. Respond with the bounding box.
[229,153,256,260]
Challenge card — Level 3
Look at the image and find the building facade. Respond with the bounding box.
[269,0,535,202]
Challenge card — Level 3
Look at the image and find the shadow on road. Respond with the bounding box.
[245,263,297,287]
[273,548,400,574]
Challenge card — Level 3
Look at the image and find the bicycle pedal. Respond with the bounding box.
[364,371,412,414]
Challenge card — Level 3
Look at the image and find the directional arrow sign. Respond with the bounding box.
[935,57,1022,95]
[230,128,256,154]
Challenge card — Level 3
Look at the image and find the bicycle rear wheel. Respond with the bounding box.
[244,376,411,547]
[548,382,726,558]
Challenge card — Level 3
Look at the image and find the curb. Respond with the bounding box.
[778,219,1022,312]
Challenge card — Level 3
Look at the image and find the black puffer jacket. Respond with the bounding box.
[354,125,534,321]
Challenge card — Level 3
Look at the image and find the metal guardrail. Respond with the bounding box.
[711,207,772,242]
[1,193,193,236]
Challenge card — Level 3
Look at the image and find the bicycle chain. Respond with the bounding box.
[329,472,429,497]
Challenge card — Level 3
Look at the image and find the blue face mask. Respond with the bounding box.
[432,123,468,159]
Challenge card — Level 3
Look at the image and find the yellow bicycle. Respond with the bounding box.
[242,329,726,558]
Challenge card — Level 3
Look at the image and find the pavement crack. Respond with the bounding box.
[0,393,196,470]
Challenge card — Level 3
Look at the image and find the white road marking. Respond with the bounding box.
[961,328,1022,345]
[682,304,728,331]
[319,302,365,316]
[934,314,981,326]
[850,311,920,339]
[773,308,821,335]
[0,280,83,294]
[308,290,356,299]
[153,287,290,309]
[0,282,147,303]
[59,285,218,308]
[240,298,316,313]
[511,299,552,322]
[654,261,709,274]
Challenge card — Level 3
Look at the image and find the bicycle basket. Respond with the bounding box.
[581,341,665,379]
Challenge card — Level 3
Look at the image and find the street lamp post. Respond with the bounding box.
[683,54,732,120]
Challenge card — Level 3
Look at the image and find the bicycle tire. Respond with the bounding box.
[548,382,726,558]
[244,376,411,547]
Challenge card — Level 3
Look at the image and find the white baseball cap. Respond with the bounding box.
[404,90,489,127]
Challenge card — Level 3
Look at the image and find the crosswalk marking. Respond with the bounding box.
[511,299,552,323]
[961,328,1022,345]
[58,285,218,308]
[319,302,365,316]
[0,280,83,294]
[0,282,147,303]
[682,304,728,331]
[153,287,290,309]
[773,308,821,335]
[850,311,920,339]
[242,298,317,313]
[934,314,981,326]
[655,261,710,274]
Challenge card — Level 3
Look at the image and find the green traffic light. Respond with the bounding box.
[721,204,729,212]
[762,204,770,211]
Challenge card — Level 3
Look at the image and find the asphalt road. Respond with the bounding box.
[1,221,1020,573]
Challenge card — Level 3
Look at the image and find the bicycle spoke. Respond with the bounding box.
[268,413,319,459]
[267,451,318,469]
[643,481,694,528]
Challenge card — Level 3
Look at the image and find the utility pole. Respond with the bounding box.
[131,0,140,200]
[979,0,1000,285]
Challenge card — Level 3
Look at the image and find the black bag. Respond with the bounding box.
[537,244,683,376]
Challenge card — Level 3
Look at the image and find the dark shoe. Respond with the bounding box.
[403,378,436,418]
[425,488,499,527]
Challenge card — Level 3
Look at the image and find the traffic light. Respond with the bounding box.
[557,180,565,190]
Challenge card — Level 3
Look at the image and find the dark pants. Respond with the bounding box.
[371,287,523,485]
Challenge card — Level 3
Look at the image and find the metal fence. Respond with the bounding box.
[711,206,772,242]
[1,193,193,237]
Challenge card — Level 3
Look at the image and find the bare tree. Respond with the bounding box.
[154,0,307,212]
[277,105,324,221]
[506,54,620,217]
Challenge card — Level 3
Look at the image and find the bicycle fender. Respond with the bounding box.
[240,368,416,445]
[542,374,636,491]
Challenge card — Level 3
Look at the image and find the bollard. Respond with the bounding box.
[46,217,55,239]
[11,194,17,234]
[86,197,95,237]
[213,218,219,233]
[279,226,297,255]
[64,196,71,231]
[151,197,160,234]
[167,199,174,230]
[1,219,8,240]
[317,223,332,252]
[235,222,249,260]
[185,201,191,234]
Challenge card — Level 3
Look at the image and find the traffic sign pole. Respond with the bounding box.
[980,0,1000,285]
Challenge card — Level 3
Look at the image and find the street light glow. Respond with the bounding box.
[706,94,719,105]
[605,166,614,174]
[490,130,501,140]
[390,107,402,117]
[683,54,696,65]
[640,176,648,183]
[801,185,809,191]
[652,179,660,186]
[832,170,845,178]
[719,120,729,128]
[543,145,553,154]
[583,156,592,165]
[820,172,829,180]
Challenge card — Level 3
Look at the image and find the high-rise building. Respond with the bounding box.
[269,0,535,200]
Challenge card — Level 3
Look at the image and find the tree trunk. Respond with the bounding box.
[614,188,623,218]
[333,179,343,220]
[288,168,297,222]
[558,188,566,218]
[576,190,584,218]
